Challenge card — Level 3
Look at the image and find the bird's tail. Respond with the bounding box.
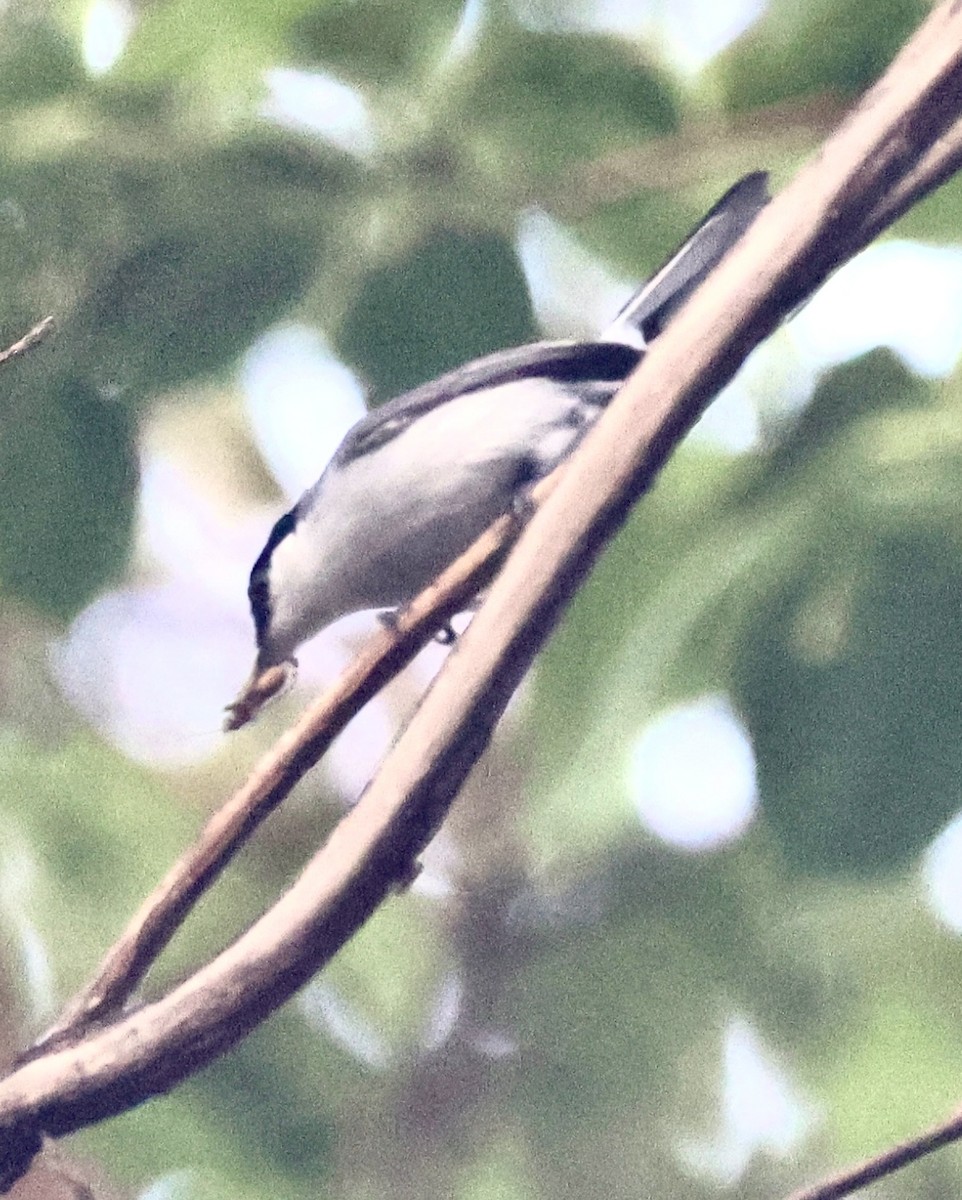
[603,172,770,348]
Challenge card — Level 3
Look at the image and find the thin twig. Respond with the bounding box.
[787,1107,962,1200]
[0,316,53,368]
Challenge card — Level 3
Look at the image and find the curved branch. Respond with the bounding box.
[5,0,962,1188]
[33,20,962,1066]
[29,508,520,1053]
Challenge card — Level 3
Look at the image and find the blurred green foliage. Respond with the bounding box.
[711,0,929,109]
[2,1,962,1199]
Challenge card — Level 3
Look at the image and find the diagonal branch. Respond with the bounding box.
[32,11,962,1063]
[28,505,522,1053]
[4,0,962,1190]
[31,55,962,1067]
[786,1106,962,1200]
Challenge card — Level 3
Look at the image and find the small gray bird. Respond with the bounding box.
[226,173,769,729]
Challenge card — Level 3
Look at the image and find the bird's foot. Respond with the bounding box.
[378,608,457,645]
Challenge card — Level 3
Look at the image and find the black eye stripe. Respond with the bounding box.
[248,508,298,647]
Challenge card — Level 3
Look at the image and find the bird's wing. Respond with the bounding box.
[334,340,641,465]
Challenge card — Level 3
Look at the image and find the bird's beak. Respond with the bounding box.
[223,659,296,731]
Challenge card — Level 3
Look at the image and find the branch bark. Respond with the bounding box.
[29,506,521,1053]
[4,1,962,1190]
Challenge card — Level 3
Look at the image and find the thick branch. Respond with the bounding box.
[4,1,962,1188]
[34,28,962,1062]
[30,510,519,1052]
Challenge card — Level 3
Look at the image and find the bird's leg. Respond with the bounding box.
[378,608,458,645]
[376,608,400,632]
[510,486,539,527]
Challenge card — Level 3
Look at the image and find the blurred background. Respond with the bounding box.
[3,0,962,1196]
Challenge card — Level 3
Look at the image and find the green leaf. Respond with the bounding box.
[338,228,537,398]
[712,0,928,110]
[756,351,928,479]
[70,144,332,394]
[823,986,962,1153]
[525,449,809,865]
[0,374,136,618]
[0,733,342,1191]
[290,0,466,85]
[0,736,187,997]
[113,0,323,90]
[0,15,84,109]
[729,354,962,875]
[0,132,347,398]
[467,29,679,177]
[78,222,313,394]
[735,531,962,875]
[882,169,962,243]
